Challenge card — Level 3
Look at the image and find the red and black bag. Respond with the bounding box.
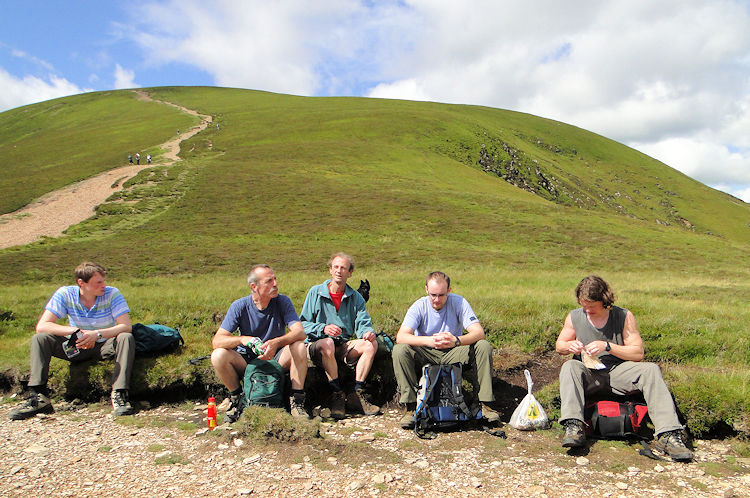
[583,400,666,461]
[584,400,649,438]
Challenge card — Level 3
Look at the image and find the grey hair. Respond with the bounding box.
[328,252,354,271]
[247,264,272,287]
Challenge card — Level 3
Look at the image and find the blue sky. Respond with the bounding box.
[2,0,750,202]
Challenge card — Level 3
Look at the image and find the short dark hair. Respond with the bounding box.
[575,275,615,309]
[426,271,450,289]
[74,262,106,283]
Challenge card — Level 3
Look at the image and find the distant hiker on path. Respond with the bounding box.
[211,265,309,422]
[128,154,133,164]
[147,154,152,164]
[135,153,140,165]
[555,275,693,461]
[300,252,381,419]
[392,271,499,429]
[9,262,135,420]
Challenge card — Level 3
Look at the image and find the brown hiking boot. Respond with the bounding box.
[561,419,586,448]
[330,390,346,420]
[399,403,416,429]
[346,391,381,416]
[481,403,500,423]
[653,430,693,461]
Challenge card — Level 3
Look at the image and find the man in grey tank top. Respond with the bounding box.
[554,275,692,461]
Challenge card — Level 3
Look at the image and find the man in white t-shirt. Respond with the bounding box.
[392,271,498,428]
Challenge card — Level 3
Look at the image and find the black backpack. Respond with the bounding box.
[132,323,184,356]
[414,363,482,439]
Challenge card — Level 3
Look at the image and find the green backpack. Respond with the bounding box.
[243,359,284,408]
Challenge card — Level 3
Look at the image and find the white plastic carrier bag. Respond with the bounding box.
[509,369,550,430]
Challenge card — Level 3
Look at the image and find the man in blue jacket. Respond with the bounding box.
[300,253,380,419]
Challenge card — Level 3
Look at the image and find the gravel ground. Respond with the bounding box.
[1,397,748,498]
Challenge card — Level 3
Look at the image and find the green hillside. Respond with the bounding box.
[0,87,747,437]
[0,90,198,214]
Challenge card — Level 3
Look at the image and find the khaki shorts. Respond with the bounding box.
[307,338,359,369]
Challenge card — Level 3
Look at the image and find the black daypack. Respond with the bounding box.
[132,323,184,356]
[243,359,284,408]
[414,363,482,439]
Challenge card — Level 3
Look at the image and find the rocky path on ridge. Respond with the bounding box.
[0,90,211,249]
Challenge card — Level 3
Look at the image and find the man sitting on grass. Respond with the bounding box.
[299,252,380,419]
[10,261,135,420]
[555,275,693,461]
[392,271,499,428]
[211,264,309,421]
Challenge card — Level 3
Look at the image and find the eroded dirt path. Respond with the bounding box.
[0,91,212,249]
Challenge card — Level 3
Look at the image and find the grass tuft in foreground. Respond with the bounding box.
[234,405,321,442]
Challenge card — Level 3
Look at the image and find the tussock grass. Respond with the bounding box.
[235,405,320,442]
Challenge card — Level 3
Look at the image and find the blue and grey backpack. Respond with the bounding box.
[414,363,483,439]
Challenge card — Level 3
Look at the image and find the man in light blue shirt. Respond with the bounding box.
[9,262,135,420]
[393,271,498,428]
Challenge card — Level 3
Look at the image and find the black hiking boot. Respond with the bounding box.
[9,392,54,420]
[290,394,310,419]
[225,393,245,423]
[561,419,586,448]
[653,430,693,461]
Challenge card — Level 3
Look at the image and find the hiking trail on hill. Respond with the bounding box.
[0,90,211,250]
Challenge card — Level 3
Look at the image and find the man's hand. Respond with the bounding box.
[432,332,456,350]
[362,331,376,345]
[76,330,98,349]
[324,324,342,337]
[258,339,278,361]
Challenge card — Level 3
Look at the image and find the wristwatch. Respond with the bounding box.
[605,341,611,352]
[97,331,103,340]
[455,336,461,347]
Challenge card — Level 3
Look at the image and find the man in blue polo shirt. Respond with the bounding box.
[211,264,309,421]
[392,271,499,428]
[9,262,135,420]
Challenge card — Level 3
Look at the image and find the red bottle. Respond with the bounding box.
[207,397,217,430]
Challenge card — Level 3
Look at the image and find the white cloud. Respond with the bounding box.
[0,67,85,112]
[723,186,750,203]
[113,64,138,89]
[126,0,370,95]
[367,78,432,101]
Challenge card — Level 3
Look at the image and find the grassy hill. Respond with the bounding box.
[0,87,747,437]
